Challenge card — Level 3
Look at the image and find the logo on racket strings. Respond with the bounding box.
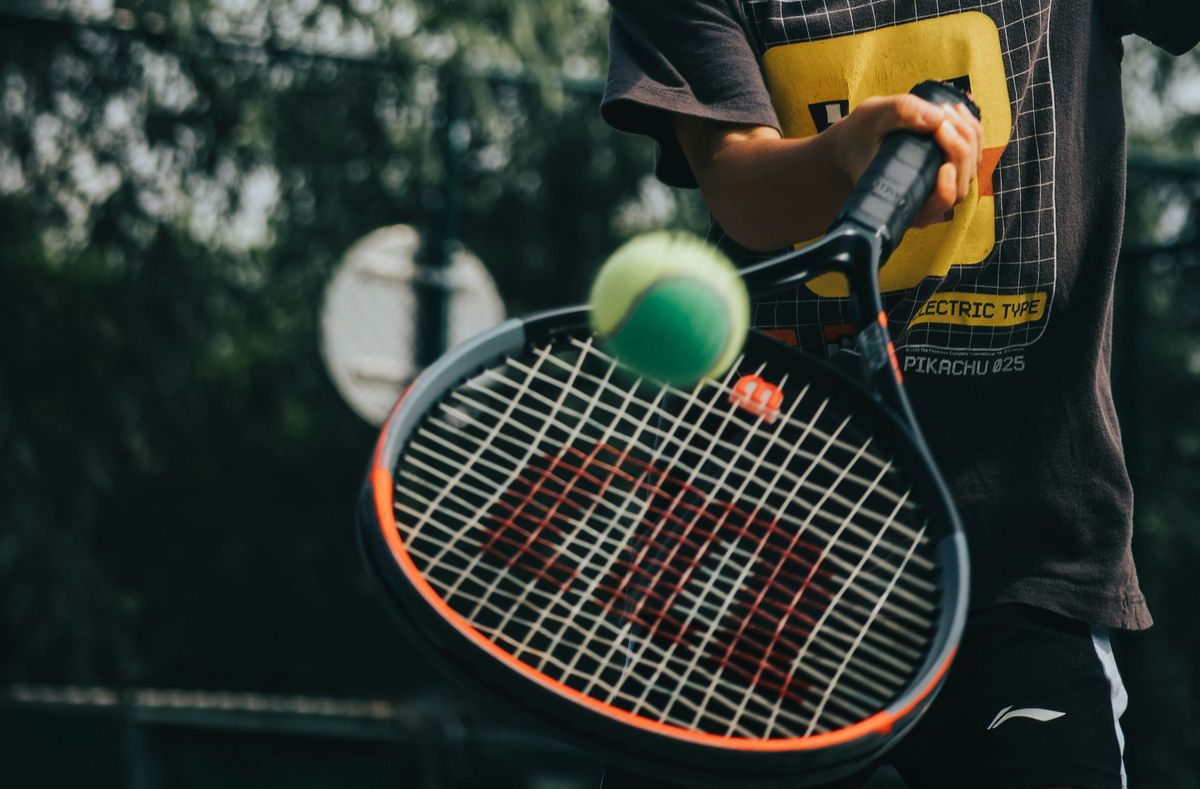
[480,441,836,707]
[730,375,785,422]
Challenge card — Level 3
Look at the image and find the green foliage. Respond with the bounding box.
[1123,37,1200,159]
[1112,175,1200,787]
[1112,52,1200,781]
[0,2,694,695]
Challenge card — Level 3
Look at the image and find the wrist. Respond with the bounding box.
[822,118,859,192]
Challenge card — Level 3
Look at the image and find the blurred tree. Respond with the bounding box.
[1112,36,1200,789]
[1123,37,1200,158]
[0,0,702,697]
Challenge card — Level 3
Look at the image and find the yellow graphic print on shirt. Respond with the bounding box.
[762,12,1011,298]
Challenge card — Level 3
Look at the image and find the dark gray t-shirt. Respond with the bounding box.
[602,0,1198,630]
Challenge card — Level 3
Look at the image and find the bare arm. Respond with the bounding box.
[674,94,984,252]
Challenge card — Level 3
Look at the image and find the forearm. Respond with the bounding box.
[676,119,852,251]
[674,95,982,253]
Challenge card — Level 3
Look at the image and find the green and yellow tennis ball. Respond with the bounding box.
[589,231,750,387]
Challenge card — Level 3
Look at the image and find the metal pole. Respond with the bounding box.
[415,69,465,368]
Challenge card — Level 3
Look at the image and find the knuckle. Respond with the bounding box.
[947,128,972,156]
[895,93,925,114]
[894,94,931,124]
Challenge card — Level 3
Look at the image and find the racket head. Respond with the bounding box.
[359,307,966,786]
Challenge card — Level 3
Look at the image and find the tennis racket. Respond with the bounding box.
[359,81,974,786]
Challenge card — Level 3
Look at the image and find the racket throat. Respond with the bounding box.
[855,313,904,386]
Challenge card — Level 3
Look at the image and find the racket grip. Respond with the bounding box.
[836,81,981,258]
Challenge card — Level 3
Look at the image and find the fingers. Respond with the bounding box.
[900,97,983,225]
[836,92,981,176]
[933,101,983,199]
[832,91,984,228]
[952,101,984,172]
[913,162,960,228]
[867,93,947,137]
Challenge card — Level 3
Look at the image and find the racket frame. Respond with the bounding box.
[360,298,966,786]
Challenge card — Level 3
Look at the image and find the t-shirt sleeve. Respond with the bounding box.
[601,0,781,188]
[1098,0,1200,55]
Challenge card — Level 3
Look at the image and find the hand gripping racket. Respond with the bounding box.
[358,81,975,786]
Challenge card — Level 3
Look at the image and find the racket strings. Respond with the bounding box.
[427,353,935,602]
[562,349,917,733]
[396,459,926,681]
[395,452,929,693]
[403,335,926,724]
[402,396,935,640]
[396,466,922,737]
[437,357,934,584]
[396,445,923,736]
[398,484,908,737]
[400,407,926,729]
[392,337,940,738]
[544,339,929,543]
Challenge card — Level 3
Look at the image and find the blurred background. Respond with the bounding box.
[0,1,1196,787]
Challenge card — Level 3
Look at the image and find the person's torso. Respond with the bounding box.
[716,1,1148,628]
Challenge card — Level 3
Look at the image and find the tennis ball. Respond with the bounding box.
[589,231,750,387]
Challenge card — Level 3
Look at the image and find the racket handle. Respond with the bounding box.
[836,81,981,258]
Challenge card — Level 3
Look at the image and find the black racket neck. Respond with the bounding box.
[737,81,979,456]
[740,221,931,456]
[739,224,875,297]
